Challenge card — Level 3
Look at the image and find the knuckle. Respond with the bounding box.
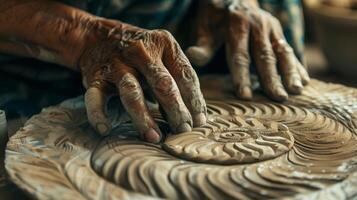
[158,29,171,36]
[276,43,294,55]
[179,65,197,83]
[269,16,280,26]
[229,14,250,33]
[119,74,139,90]
[150,29,176,50]
[259,46,276,65]
[230,11,248,21]
[156,29,174,40]
[289,72,301,80]
[251,12,264,22]
[189,91,206,112]
[232,52,250,67]
[251,13,266,30]
[118,74,142,102]
[227,8,243,17]
[122,89,142,103]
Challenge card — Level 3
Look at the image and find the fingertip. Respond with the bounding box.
[186,46,212,66]
[274,87,289,102]
[297,63,311,85]
[288,79,303,94]
[193,113,207,127]
[237,86,253,100]
[96,122,111,136]
[144,128,162,144]
[301,75,311,86]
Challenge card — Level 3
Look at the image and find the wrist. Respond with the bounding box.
[30,4,99,70]
[55,14,100,70]
[0,0,97,70]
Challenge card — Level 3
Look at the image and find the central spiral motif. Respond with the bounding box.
[163,115,294,164]
[215,130,253,142]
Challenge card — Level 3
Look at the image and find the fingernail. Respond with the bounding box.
[291,79,303,94]
[96,123,110,135]
[144,129,161,143]
[193,113,206,127]
[275,87,288,101]
[176,123,192,133]
[239,86,252,100]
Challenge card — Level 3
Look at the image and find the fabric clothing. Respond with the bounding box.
[0,0,305,118]
[64,0,193,30]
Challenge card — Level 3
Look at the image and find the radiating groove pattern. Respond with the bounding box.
[5,79,357,200]
[92,100,357,199]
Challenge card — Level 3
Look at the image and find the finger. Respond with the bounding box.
[114,65,162,143]
[297,61,310,85]
[225,12,252,100]
[270,17,309,86]
[270,19,303,94]
[251,18,288,101]
[119,39,193,134]
[162,36,207,127]
[134,51,192,134]
[271,38,303,94]
[85,83,111,136]
[185,3,224,66]
[185,38,217,67]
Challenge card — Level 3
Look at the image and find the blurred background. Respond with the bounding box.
[303,0,357,86]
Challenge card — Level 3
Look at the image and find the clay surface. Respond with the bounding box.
[162,115,294,164]
[5,77,357,200]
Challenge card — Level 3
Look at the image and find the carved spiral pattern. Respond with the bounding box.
[163,115,294,164]
[5,79,357,200]
[91,101,357,199]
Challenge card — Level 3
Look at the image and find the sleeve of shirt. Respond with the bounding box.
[85,0,193,30]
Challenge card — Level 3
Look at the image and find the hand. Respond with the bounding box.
[78,19,207,143]
[0,0,206,143]
[186,0,310,101]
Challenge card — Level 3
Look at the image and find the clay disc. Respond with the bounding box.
[5,78,357,200]
[163,115,294,164]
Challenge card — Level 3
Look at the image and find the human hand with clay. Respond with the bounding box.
[186,0,310,101]
[0,0,206,143]
[80,20,207,143]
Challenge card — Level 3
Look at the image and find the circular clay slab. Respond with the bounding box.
[5,78,357,200]
[163,115,294,164]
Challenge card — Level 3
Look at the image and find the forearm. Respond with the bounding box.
[0,0,96,70]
